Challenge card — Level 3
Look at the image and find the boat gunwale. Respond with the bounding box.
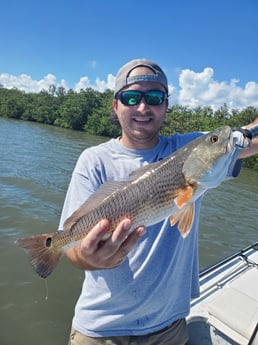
[199,241,258,278]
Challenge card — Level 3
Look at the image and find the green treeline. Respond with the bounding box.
[1,85,258,169]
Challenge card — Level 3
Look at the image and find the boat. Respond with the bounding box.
[187,242,258,345]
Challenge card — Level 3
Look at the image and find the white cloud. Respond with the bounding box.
[74,73,115,92]
[60,79,69,90]
[1,68,258,110]
[0,73,58,93]
[95,73,116,92]
[177,67,258,109]
[74,76,91,92]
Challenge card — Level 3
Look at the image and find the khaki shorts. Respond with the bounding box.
[68,318,188,345]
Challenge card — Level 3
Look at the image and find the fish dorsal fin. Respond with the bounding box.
[170,203,195,238]
[128,161,161,180]
[63,180,127,231]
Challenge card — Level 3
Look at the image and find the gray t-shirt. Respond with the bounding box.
[58,132,240,337]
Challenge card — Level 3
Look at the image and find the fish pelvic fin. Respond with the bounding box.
[15,234,62,279]
[170,203,195,238]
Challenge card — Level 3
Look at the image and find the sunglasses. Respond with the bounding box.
[115,90,167,106]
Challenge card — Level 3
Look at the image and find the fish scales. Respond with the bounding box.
[16,126,236,278]
[86,156,185,234]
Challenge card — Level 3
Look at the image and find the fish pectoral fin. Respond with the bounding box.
[174,185,193,209]
[170,203,195,238]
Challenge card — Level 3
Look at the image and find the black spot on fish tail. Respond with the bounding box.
[46,237,52,247]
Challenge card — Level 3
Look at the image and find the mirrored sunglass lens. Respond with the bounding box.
[118,90,165,106]
[145,91,164,105]
[122,91,142,105]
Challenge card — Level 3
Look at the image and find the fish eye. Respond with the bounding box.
[210,135,218,143]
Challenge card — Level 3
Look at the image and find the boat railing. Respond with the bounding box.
[191,242,258,306]
[199,241,258,278]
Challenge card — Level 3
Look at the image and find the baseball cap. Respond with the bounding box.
[114,58,168,95]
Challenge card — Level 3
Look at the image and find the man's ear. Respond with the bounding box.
[112,99,118,111]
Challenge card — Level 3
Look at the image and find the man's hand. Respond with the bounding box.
[66,218,146,270]
[232,127,252,148]
[235,117,258,159]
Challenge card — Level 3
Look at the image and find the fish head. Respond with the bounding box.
[182,126,236,190]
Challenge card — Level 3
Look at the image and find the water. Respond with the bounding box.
[0,118,257,345]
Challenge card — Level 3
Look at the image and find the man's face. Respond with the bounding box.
[112,67,168,150]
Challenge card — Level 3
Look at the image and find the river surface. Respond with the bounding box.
[0,118,257,345]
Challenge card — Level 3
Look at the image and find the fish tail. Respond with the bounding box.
[15,233,62,279]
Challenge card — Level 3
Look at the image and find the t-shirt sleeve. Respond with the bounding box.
[58,149,103,230]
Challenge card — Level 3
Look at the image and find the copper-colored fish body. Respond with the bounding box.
[16,126,235,278]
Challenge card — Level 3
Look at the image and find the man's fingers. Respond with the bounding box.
[110,219,132,242]
[81,219,110,254]
[95,218,132,257]
[79,218,146,269]
[106,226,147,267]
[119,226,146,255]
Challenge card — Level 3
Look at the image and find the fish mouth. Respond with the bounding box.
[225,131,234,153]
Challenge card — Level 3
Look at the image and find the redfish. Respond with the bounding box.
[16,126,236,278]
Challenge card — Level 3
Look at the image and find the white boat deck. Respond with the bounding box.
[187,243,258,345]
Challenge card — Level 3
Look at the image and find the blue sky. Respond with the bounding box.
[1,0,258,109]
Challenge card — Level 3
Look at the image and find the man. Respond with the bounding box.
[58,59,258,345]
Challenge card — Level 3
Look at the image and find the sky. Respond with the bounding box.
[1,0,258,109]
